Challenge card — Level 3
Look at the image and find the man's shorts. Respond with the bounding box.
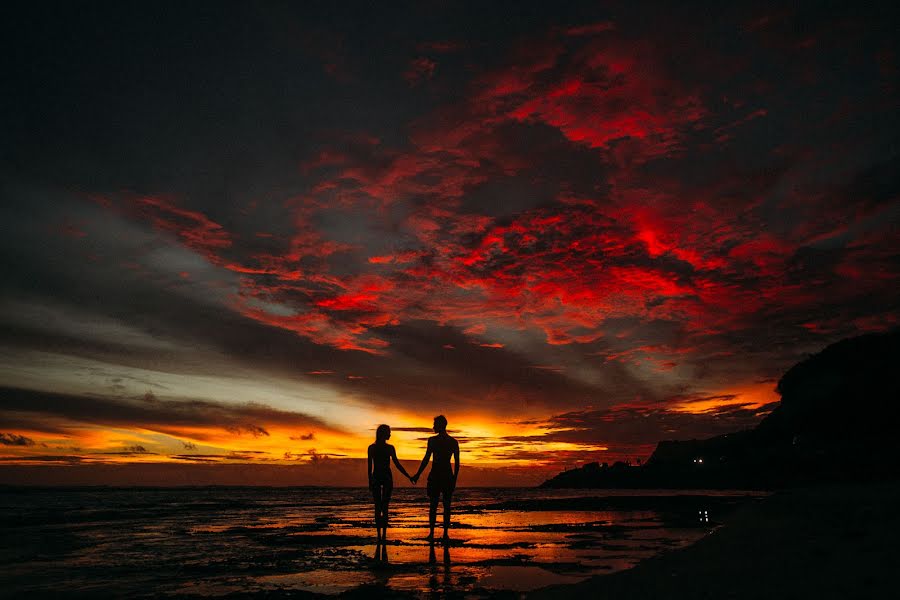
[427,471,455,499]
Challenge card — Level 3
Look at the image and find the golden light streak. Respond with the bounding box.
[5,384,771,472]
[669,381,778,414]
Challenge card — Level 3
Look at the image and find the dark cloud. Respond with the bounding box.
[0,387,338,440]
[225,425,270,438]
[99,446,157,456]
[0,455,83,464]
[305,449,348,463]
[0,433,36,446]
[506,399,781,454]
[390,427,435,433]
[170,455,220,463]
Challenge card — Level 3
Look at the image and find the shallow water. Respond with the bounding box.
[0,487,762,597]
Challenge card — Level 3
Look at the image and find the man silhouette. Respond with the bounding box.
[411,415,460,540]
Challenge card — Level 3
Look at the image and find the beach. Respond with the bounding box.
[0,487,759,597]
[532,481,900,599]
[2,483,893,598]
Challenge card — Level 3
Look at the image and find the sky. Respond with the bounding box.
[1,1,898,486]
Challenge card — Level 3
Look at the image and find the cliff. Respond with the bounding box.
[541,329,900,489]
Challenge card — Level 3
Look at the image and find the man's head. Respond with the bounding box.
[433,415,448,433]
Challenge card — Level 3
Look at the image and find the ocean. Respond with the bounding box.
[0,487,763,597]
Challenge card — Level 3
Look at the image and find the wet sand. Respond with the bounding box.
[9,485,889,598]
[530,481,900,599]
[1,487,756,597]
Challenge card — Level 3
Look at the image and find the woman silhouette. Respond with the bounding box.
[368,424,412,541]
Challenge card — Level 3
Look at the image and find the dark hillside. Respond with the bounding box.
[542,329,900,488]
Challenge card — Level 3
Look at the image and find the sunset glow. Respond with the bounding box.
[1,1,897,486]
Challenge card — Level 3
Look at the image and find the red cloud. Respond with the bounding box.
[404,56,437,86]
[134,196,232,259]
[94,22,898,357]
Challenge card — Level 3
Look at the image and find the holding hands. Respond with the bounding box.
[409,473,420,485]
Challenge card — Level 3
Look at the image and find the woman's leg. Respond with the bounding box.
[372,483,384,536]
[381,479,393,537]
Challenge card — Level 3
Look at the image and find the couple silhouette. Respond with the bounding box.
[367,415,460,542]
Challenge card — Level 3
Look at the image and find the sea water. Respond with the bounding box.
[0,487,762,597]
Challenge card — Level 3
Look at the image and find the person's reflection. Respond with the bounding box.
[427,539,453,562]
[442,543,451,587]
[427,539,452,590]
[373,540,389,565]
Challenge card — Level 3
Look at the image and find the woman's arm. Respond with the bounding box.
[367,446,374,487]
[390,445,411,479]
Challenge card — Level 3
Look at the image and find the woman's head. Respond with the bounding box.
[376,424,391,442]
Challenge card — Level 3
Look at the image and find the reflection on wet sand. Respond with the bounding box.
[0,487,763,596]
[428,540,452,593]
[427,539,451,566]
[373,541,389,564]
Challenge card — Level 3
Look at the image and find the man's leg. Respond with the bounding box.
[442,493,452,538]
[428,496,439,539]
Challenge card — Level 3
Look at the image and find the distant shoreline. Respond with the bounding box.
[0,484,767,492]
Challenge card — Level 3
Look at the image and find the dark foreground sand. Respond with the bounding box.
[168,483,897,599]
[530,481,900,600]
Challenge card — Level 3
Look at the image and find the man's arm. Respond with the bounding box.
[412,439,432,483]
[453,440,460,480]
[367,446,374,487]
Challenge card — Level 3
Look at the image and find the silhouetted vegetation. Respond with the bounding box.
[542,329,900,489]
